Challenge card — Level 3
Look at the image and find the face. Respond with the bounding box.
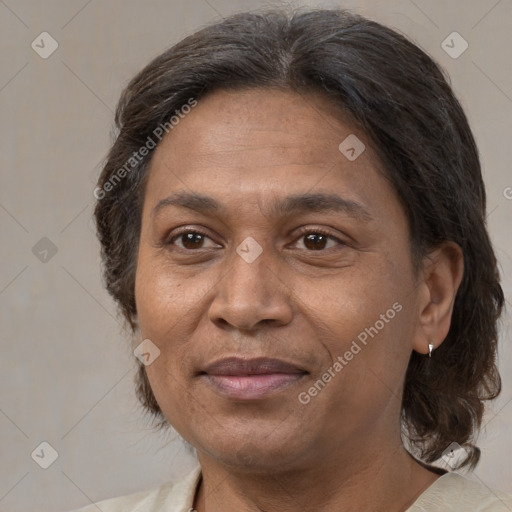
[135,88,423,471]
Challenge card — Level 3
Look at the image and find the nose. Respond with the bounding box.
[208,242,293,332]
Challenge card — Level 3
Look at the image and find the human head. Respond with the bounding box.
[94,7,503,469]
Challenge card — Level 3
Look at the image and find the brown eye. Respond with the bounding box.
[304,233,329,250]
[294,229,343,251]
[180,232,205,249]
[167,230,219,250]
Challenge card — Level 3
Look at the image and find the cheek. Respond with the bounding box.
[310,259,413,386]
[314,258,401,330]
[135,252,204,339]
[135,265,195,426]
[144,359,196,438]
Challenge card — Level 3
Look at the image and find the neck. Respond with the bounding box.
[193,437,441,512]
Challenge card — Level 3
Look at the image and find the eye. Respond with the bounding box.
[166,230,220,250]
[293,228,344,251]
[164,228,345,251]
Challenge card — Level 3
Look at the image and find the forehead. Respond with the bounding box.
[143,88,398,220]
[151,88,372,167]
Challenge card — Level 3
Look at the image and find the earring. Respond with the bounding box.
[428,343,434,357]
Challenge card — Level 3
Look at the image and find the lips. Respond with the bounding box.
[200,357,307,400]
[203,357,306,376]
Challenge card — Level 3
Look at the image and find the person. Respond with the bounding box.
[74,7,511,511]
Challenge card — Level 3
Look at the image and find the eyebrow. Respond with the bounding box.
[151,191,373,222]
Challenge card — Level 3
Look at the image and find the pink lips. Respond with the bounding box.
[201,357,307,400]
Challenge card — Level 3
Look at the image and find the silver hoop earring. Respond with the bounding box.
[428,343,434,357]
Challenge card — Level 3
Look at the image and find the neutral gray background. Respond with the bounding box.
[1,0,511,511]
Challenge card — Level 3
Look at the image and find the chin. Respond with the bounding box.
[191,423,314,472]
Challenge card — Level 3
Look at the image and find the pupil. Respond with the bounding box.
[183,233,203,249]
[305,234,326,250]
[179,233,328,250]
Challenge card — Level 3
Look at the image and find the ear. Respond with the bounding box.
[412,242,464,355]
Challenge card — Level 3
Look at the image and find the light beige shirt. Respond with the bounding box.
[71,466,512,511]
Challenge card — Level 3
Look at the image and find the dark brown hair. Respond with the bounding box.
[94,7,504,469]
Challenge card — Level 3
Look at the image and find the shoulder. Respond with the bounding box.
[68,466,201,512]
[408,472,512,511]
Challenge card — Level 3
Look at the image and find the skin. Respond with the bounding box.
[134,88,463,511]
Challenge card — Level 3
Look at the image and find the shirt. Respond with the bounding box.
[71,466,512,511]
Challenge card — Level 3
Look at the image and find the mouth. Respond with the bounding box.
[199,357,308,400]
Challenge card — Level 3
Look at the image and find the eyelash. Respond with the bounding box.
[294,227,345,249]
[165,226,345,251]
